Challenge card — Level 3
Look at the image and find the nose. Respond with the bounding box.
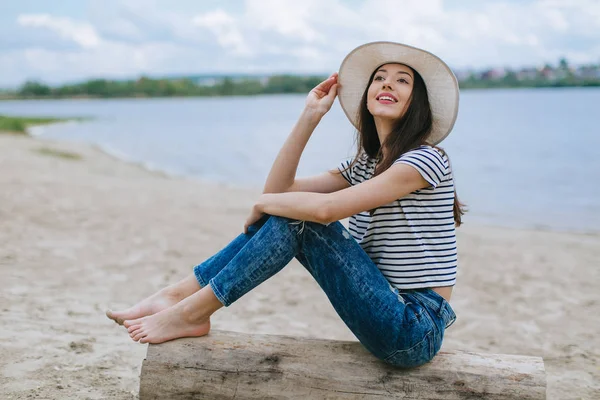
[381,76,393,90]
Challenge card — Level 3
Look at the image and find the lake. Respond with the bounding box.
[1,87,599,232]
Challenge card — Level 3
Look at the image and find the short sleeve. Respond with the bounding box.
[337,159,353,185]
[393,147,449,188]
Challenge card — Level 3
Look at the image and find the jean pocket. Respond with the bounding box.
[384,330,434,368]
[424,289,457,329]
[441,302,456,329]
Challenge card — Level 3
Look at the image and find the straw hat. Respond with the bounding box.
[338,41,460,145]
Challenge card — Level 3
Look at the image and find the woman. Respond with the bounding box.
[107,41,463,368]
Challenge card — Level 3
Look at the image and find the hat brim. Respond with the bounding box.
[338,41,459,145]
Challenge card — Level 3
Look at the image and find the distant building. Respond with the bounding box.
[194,77,219,86]
[516,68,538,81]
[480,68,506,80]
[452,69,473,82]
[576,66,600,79]
[539,65,556,81]
[192,74,271,86]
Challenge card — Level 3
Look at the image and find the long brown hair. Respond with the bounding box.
[346,64,466,226]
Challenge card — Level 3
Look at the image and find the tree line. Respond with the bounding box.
[8,75,326,99]
[3,69,600,99]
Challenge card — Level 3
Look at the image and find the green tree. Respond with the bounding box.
[19,81,51,96]
[217,77,235,96]
[85,79,110,96]
[559,57,569,70]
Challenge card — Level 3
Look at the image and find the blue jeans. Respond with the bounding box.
[193,215,456,368]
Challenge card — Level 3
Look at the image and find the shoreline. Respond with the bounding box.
[76,133,600,235]
[9,126,600,238]
[27,127,600,236]
[1,133,598,399]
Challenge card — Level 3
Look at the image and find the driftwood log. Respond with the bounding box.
[139,330,546,399]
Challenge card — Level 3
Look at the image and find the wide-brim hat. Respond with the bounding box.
[338,41,459,145]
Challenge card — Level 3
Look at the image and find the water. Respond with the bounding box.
[2,88,599,233]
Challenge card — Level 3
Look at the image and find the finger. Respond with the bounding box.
[325,83,338,100]
[314,75,336,93]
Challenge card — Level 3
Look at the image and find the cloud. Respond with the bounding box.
[244,0,322,43]
[540,0,600,37]
[192,10,249,55]
[2,0,599,86]
[17,14,102,49]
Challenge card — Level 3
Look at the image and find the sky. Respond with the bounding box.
[0,0,599,87]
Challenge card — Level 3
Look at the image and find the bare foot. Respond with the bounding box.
[124,307,211,344]
[106,290,181,325]
[106,274,201,325]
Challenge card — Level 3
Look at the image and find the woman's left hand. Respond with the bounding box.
[244,204,265,234]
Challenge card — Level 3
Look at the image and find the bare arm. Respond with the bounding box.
[253,163,430,225]
[287,170,350,193]
[262,73,342,195]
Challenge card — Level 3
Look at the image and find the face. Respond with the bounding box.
[366,63,414,122]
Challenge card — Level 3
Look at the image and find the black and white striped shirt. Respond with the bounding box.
[338,145,457,289]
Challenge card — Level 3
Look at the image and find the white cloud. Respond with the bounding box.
[2,0,599,86]
[539,0,600,36]
[244,0,322,43]
[17,14,102,49]
[192,10,249,56]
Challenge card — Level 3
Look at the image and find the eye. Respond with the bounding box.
[398,78,409,84]
[373,75,384,81]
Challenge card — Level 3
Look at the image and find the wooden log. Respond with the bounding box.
[139,330,546,400]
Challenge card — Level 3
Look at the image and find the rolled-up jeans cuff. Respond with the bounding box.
[193,264,209,287]
[208,278,230,307]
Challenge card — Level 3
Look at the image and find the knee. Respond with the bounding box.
[381,332,436,368]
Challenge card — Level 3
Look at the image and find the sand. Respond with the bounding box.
[0,133,598,399]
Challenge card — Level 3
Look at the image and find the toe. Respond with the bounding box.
[127,324,141,334]
[129,327,142,338]
[129,327,143,337]
[124,318,139,328]
[133,331,147,342]
[107,311,125,325]
[106,310,120,321]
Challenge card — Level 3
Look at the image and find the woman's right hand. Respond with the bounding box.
[305,73,339,116]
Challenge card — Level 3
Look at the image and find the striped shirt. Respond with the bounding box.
[338,145,457,289]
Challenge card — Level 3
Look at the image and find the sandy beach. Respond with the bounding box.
[0,133,598,399]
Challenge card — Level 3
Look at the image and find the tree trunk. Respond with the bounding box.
[139,330,546,399]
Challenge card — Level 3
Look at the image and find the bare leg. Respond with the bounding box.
[121,216,298,343]
[108,220,262,325]
[106,273,201,325]
[124,284,222,343]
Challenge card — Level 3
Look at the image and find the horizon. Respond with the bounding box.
[3,57,597,91]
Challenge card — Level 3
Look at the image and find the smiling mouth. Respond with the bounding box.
[376,95,398,103]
